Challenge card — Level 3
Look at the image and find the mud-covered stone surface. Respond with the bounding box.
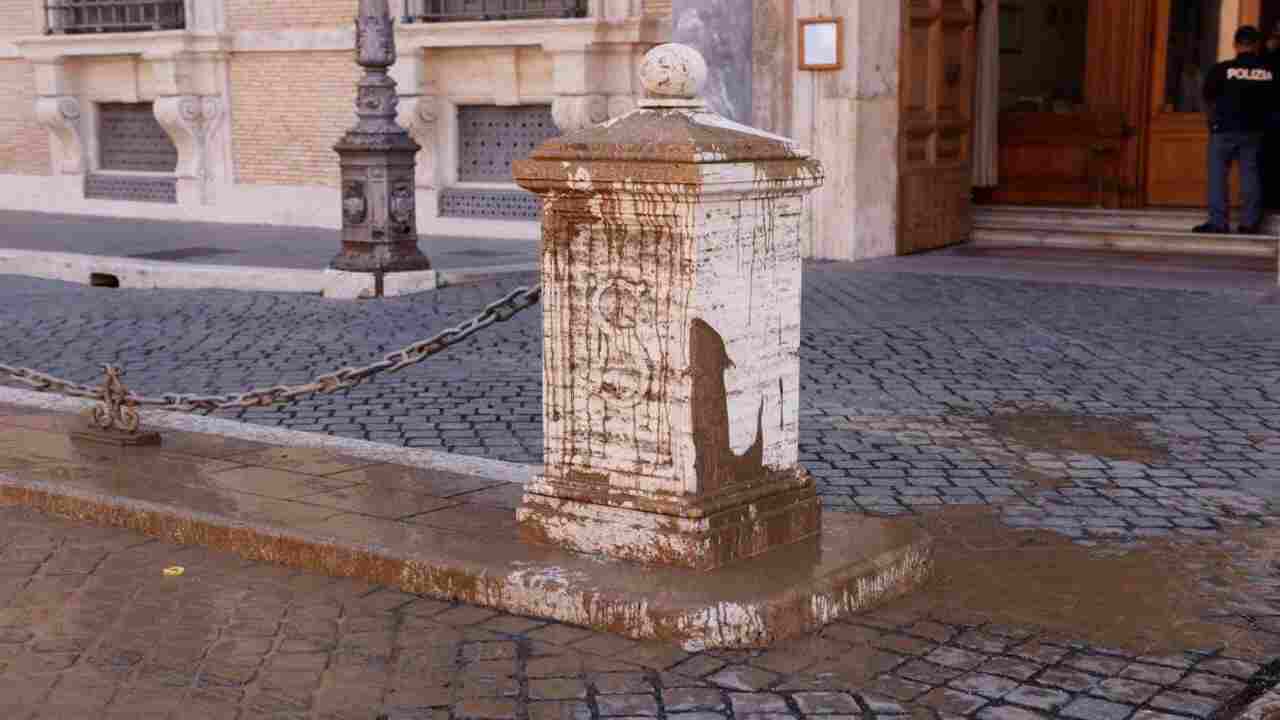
[0,504,1272,720]
[3,264,1280,716]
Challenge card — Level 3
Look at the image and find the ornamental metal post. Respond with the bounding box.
[330,0,432,279]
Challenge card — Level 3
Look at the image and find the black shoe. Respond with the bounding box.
[1193,223,1228,234]
[1238,224,1265,235]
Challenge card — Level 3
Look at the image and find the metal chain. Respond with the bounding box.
[0,284,541,414]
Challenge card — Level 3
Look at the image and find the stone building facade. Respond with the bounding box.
[0,0,911,262]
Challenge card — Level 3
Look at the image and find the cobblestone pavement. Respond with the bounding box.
[0,505,1275,720]
[4,266,1280,717]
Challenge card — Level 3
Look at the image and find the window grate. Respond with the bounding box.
[403,0,586,23]
[46,0,185,33]
[440,188,542,221]
[85,174,178,203]
[457,104,558,183]
[98,103,178,173]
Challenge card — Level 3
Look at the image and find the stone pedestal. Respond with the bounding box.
[330,0,431,276]
[514,44,825,571]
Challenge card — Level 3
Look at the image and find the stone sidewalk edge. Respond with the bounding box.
[0,248,538,297]
[0,387,933,650]
[0,386,537,486]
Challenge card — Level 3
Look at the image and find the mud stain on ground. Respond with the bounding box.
[1010,466,1071,492]
[984,411,1169,465]
[896,506,1270,657]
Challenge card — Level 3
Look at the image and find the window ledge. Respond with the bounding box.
[396,15,663,49]
[14,30,229,62]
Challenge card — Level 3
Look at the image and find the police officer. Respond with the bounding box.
[1195,25,1275,235]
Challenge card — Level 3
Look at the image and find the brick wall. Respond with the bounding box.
[0,0,38,39]
[230,52,359,187]
[0,61,50,176]
[225,0,354,32]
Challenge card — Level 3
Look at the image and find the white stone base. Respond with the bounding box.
[0,248,328,293]
[321,269,439,300]
[0,248,439,299]
[0,173,540,241]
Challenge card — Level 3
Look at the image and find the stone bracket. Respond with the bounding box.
[396,95,438,189]
[153,95,225,197]
[35,96,85,176]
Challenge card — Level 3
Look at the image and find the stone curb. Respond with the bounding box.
[0,386,537,485]
[0,248,537,297]
[0,387,933,650]
[0,468,932,650]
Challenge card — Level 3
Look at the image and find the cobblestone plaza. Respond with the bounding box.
[1,262,1279,718]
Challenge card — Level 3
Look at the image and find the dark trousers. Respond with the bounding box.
[1208,131,1264,230]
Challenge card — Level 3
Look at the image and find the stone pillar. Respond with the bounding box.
[513,44,824,572]
[331,0,431,276]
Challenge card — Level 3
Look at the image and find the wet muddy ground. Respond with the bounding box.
[2,269,1280,717]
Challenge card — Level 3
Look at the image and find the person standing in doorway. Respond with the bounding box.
[1194,26,1275,235]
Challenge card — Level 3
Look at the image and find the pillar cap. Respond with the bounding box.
[639,43,707,109]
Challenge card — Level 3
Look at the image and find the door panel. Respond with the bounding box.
[899,0,976,254]
[1146,0,1254,207]
[986,0,1150,208]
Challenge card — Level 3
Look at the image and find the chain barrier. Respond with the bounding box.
[0,284,541,433]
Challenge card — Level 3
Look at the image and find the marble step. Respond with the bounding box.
[972,225,1278,258]
[974,205,1280,235]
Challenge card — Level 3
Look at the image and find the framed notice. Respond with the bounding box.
[799,17,843,71]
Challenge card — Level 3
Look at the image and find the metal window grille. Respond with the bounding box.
[98,103,179,173]
[46,0,185,34]
[457,104,558,183]
[85,174,178,203]
[403,0,586,23]
[440,188,542,221]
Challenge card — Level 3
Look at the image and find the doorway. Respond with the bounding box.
[1145,1,1244,207]
[981,0,1151,208]
[979,0,1280,210]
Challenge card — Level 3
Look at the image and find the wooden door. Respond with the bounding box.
[984,0,1151,208]
[1146,0,1259,206]
[899,0,977,254]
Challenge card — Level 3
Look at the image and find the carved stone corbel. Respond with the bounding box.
[35,97,85,175]
[198,96,225,184]
[153,95,223,180]
[396,95,437,189]
[551,94,609,133]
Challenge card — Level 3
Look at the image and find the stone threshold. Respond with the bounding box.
[0,395,932,651]
[0,247,538,298]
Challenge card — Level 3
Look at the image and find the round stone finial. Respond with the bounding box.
[639,43,708,108]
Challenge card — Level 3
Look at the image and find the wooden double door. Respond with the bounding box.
[986,0,1271,210]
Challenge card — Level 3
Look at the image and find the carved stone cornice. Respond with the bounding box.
[34,96,84,175]
[13,30,230,64]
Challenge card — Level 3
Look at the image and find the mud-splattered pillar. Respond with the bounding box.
[513,44,825,571]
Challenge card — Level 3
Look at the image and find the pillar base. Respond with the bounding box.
[518,469,822,571]
[328,241,432,274]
